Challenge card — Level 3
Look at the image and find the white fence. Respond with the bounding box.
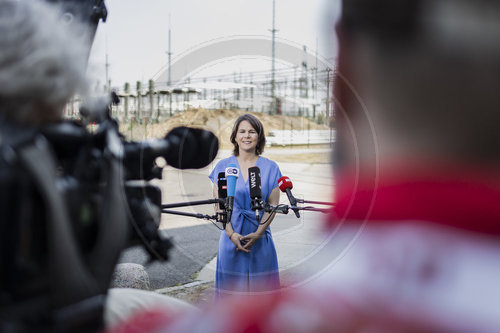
[266,130,334,146]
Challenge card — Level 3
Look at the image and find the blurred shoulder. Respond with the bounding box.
[214,156,235,168]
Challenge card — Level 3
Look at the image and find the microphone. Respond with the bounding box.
[163,127,219,169]
[225,163,239,223]
[123,126,219,173]
[217,172,228,228]
[278,176,300,218]
[248,166,262,221]
[217,172,227,210]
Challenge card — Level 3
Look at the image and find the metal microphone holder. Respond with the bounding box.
[161,198,229,228]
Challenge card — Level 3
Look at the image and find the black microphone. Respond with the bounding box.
[217,172,227,228]
[248,166,262,221]
[278,176,300,218]
[163,127,219,169]
[217,172,227,210]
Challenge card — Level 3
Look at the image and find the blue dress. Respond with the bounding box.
[209,155,282,296]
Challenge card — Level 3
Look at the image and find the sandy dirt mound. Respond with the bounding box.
[119,108,329,150]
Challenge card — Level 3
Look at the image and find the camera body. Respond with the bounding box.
[0,112,218,331]
[0,0,219,330]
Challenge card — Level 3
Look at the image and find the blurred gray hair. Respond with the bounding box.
[0,0,90,124]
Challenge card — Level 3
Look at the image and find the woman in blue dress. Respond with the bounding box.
[209,114,282,297]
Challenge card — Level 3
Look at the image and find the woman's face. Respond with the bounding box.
[235,120,258,154]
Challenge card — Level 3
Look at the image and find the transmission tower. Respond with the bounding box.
[269,0,278,115]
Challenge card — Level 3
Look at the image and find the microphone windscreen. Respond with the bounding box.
[248,166,262,198]
[164,127,219,169]
[190,128,219,168]
[278,176,293,192]
[225,163,239,197]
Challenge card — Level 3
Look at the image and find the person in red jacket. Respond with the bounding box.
[109,1,500,331]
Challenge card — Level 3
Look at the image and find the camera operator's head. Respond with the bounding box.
[336,0,500,168]
[331,0,500,229]
[0,0,89,125]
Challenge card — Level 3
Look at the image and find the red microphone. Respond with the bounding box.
[278,176,300,218]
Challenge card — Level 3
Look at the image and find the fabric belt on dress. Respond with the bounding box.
[234,205,271,235]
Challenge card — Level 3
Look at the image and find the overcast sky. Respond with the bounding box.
[88,0,340,89]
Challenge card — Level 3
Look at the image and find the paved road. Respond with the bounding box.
[119,149,334,290]
[118,224,220,290]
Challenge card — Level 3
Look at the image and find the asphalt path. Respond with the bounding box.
[118,224,221,290]
[119,150,333,290]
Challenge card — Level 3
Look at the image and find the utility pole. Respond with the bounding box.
[326,67,331,124]
[326,68,332,146]
[314,38,318,119]
[167,13,173,117]
[167,13,172,87]
[269,0,278,115]
[293,66,297,115]
[136,81,142,121]
[105,37,110,92]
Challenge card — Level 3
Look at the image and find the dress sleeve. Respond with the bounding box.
[208,159,224,184]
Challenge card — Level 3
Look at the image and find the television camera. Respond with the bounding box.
[0,0,218,331]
